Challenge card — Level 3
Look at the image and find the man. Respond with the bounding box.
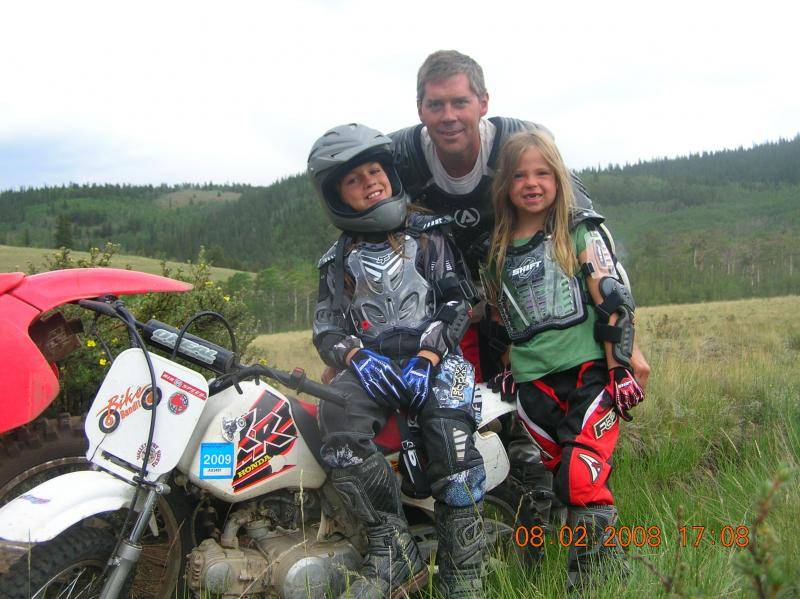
[389,50,650,564]
[390,49,650,386]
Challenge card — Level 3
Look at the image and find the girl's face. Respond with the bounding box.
[337,161,392,212]
[508,146,557,224]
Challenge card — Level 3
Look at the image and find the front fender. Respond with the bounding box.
[0,470,136,543]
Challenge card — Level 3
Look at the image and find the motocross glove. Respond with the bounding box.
[489,365,517,402]
[402,356,434,416]
[608,366,644,421]
[349,349,409,410]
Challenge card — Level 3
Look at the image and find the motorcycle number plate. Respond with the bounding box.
[86,348,209,482]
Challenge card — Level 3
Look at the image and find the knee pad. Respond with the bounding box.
[557,445,614,506]
[422,407,486,507]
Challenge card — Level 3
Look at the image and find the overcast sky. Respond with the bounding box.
[1,0,797,190]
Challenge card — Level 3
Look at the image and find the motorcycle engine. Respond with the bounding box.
[186,520,362,598]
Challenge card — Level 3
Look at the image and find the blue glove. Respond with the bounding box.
[402,356,434,416]
[349,349,409,409]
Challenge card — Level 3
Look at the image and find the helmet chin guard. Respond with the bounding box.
[308,123,408,233]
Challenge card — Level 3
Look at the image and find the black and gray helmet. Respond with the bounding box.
[307,123,408,233]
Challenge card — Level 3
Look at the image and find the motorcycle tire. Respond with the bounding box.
[0,522,119,599]
[0,413,193,599]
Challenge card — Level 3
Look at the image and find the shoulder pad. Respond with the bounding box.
[408,212,454,233]
[487,117,551,168]
[389,125,431,196]
[317,241,338,269]
[569,208,605,231]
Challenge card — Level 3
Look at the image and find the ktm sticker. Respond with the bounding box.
[200,443,234,479]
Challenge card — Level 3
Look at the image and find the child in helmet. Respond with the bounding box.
[483,130,644,590]
[307,123,486,598]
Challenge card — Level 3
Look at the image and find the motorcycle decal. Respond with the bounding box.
[95,384,151,434]
[19,494,51,505]
[161,371,207,401]
[221,416,248,442]
[200,442,235,479]
[232,392,298,493]
[168,392,189,415]
[135,442,162,468]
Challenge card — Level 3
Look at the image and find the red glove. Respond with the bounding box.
[608,367,644,421]
[489,366,517,402]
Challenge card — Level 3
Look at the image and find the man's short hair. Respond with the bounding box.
[416,50,487,104]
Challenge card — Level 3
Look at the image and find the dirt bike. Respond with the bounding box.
[0,267,535,598]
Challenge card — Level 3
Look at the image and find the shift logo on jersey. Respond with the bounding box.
[454,208,480,228]
[578,453,602,484]
[511,258,543,279]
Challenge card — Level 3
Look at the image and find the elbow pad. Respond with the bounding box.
[594,277,635,368]
[419,300,471,358]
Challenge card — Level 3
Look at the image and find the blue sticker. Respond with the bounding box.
[200,443,234,479]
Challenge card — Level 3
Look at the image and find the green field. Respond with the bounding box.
[249,297,800,597]
[0,244,246,282]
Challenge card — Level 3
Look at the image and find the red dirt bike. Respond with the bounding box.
[0,267,534,598]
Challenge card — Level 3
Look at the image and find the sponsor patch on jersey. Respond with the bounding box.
[454,208,480,228]
[577,452,602,484]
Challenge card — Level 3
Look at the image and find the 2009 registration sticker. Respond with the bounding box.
[200,443,234,479]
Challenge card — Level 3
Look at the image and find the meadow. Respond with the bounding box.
[0,244,243,282]
[247,296,800,597]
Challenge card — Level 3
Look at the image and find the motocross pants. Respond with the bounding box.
[516,360,619,506]
[319,353,486,507]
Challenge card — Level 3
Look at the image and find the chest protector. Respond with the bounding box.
[347,236,435,344]
[497,232,587,343]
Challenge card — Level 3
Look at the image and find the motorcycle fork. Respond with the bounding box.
[99,481,170,599]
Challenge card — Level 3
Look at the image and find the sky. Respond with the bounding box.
[1,0,798,190]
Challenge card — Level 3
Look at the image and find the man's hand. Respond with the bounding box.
[349,349,408,409]
[630,344,651,390]
[489,365,517,402]
[608,366,645,421]
[402,356,434,416]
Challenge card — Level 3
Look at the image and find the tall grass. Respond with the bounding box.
[250,296,800,597]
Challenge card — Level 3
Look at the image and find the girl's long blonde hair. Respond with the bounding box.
[486,130,578,292]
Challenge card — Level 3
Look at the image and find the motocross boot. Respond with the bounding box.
[330,453,427,599]
[434,501,486,598]
[566,504,630,593]
[507,440,556,565]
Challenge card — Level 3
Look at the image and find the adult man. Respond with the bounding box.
[390,49,650,386]
[389,50,650,566]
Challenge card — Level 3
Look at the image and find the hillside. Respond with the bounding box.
[1,135,798,330]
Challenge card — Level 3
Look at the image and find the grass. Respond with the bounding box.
[247,296,800,597]
[0,244,246,282]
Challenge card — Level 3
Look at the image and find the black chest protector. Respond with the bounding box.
[390,117,596,274]
[495,232,588,343]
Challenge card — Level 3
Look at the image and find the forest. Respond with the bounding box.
[1,135,798,332]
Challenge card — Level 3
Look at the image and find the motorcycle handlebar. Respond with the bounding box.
[77,299,348,407]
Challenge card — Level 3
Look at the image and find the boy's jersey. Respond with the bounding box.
[501,223,604,383]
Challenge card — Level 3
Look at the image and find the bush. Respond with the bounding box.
[28,245,258,415]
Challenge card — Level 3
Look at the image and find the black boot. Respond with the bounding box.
[434,501,485,598]
[566,505,629,592]
[331,453,428,599]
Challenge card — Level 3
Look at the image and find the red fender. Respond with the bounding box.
[0,268,193,434]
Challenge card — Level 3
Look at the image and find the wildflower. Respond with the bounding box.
[99,358,108,366]
[86,339,97,348]
[223,295,230,302]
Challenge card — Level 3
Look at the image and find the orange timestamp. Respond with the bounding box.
[514,524,751,548]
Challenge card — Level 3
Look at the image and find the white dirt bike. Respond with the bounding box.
[0,278,524,598]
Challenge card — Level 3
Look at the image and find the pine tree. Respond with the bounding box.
[54,214,73,249]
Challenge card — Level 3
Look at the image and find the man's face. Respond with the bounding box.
[417,73,489,162]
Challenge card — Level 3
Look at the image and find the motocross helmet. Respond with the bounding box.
[307,123,408,233]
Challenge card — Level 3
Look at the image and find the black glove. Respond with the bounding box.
[489,365,517,402]
[608,366,644,421]
[349,349,409,409]
[402,356,434,416]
